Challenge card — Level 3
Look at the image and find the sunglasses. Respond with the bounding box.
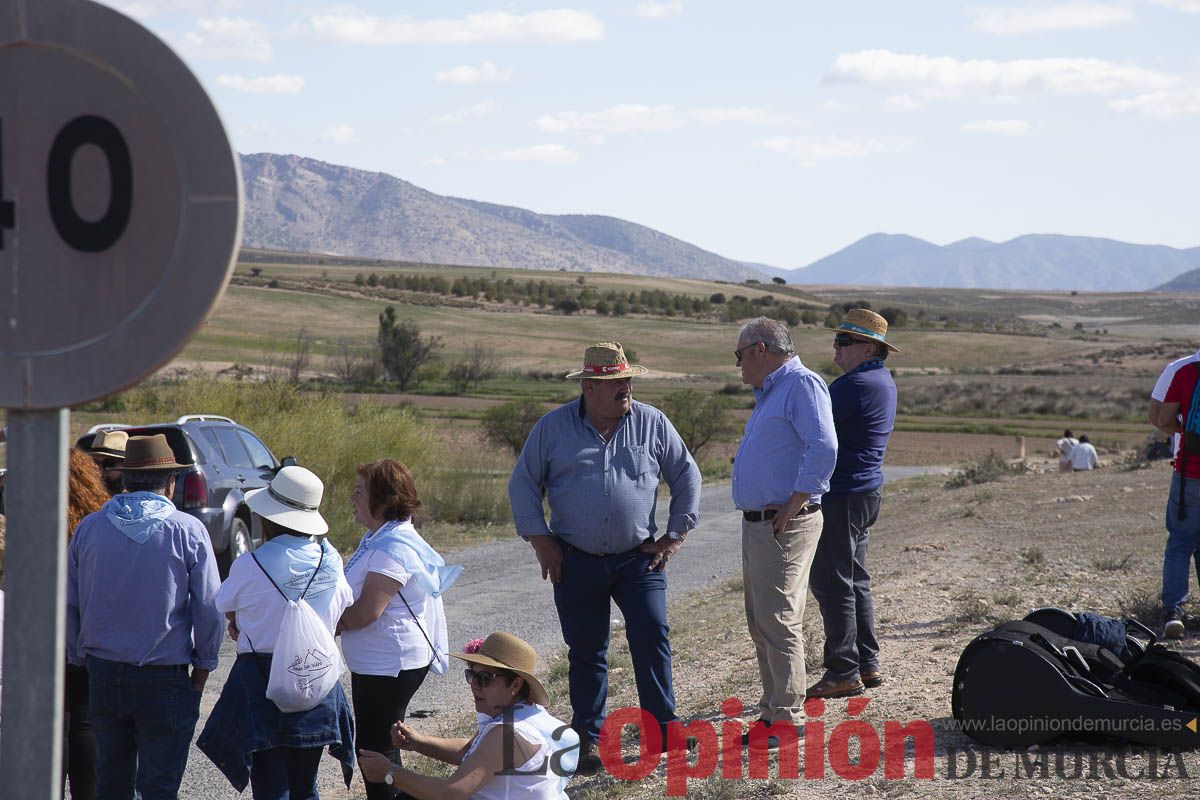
[464,667,507,688]
[734,342,761,364]
[97,460,123,471]
[833,335,864,348]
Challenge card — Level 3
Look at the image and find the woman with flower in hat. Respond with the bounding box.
[197,466,356,800]
[357,632,579,800]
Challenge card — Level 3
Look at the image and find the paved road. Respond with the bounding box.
[178,466,949,798]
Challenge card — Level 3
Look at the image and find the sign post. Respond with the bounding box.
[0,1,241,795]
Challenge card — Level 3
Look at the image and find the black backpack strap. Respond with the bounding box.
[398,588,437,668]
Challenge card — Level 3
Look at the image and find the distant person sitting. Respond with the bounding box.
[1056,429,1077,473]
[1070,435,1099,471]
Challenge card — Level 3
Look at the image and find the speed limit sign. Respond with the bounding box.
[0,0,242,408]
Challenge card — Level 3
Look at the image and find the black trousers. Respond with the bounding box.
[351,667,429,800]
[64,662,95,800]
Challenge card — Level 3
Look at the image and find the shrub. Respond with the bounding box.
[944,451,1028,488]
[378,306,442,391]
[113,376,437,552]
[482,398,546,455]
[660,390,737,457]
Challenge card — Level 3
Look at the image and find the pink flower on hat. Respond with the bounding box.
[463,638,485,654]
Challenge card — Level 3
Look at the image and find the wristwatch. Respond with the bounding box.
[667,530,686,541]
[384,767,395,786]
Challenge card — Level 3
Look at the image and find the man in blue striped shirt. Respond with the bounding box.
[732,318,837,742]
[508,342,701,772]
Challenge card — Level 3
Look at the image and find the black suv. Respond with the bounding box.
[78,415,294,577]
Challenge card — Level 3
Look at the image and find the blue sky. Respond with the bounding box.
[109,1,1200,268]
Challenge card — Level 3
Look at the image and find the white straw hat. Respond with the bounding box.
[246,465,329,536]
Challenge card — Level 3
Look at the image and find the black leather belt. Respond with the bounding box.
[742,505,819,522]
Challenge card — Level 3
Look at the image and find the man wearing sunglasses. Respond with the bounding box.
[732,317,836,745]
[807,308,898,700]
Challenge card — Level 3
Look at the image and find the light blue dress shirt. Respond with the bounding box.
[67,502,223,670]
[508,397,701,555]
[732,356,838,510]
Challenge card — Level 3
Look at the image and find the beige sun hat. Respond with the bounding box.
[564,341,649,380]
[451,632,550,706]
[245,465,329,536]
[827,308,901,353]
[88,430,129,460]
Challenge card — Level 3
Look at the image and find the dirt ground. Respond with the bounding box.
[559,459,1200,799]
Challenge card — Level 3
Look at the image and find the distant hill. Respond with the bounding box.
[1155,268,1200,293]
[785,233,1200,291]
[240,153,766,282]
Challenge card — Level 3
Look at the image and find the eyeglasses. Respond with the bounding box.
[97,460,123,471]
[734,342,762,365]
[833,335,864,348]
[464,667,506,688]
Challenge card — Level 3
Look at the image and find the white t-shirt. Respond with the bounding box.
[1056,437,1077,463]
[216,538,353,655]
[1070,442,1098,471]
[340,534,433,676]
[1152,350,1200,457]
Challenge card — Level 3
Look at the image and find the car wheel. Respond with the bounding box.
[217,517,252,578]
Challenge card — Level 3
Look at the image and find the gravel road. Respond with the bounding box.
[177,466,949,799]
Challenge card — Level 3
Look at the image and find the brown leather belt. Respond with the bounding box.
[742,505,819,522]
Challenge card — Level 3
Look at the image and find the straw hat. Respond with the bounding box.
[451,632,550,706]
[246,466,329,537]
[828,308,901,353]
[122,434,188,471]
[88,430,128,460]
[564,342,648,380]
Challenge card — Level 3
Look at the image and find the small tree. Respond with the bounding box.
[879,307,908,327]
[772,276,786,285]
[660,390,736,457]
[556,298,581,315]
[249,267,263,278]
[377,306,442,391]
[482,399,546,455]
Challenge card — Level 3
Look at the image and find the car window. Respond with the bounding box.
[238,431,277,470]
[213,428,254,469]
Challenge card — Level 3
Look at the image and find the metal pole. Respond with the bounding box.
[0,408,69,798]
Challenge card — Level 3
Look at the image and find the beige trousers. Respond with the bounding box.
[742,510,822,725]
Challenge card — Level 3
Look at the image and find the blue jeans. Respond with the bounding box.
[553,544,676,743]
[810,491,882,681]
[250,746,324,800]
[1161,472,1200,611]
[87,658,201,800]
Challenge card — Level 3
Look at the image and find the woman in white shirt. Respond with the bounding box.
[357,631,578,800]
[338,459,460,800]
[197,466,355,800]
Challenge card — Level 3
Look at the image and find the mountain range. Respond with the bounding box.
[239,153,1200,292]
[240,153,763,282]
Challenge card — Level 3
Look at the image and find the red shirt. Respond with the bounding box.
[1165,363,1200,478]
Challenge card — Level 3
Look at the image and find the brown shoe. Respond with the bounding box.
[861,670,884,689]
[805,676,865,699]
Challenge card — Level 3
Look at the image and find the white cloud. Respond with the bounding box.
[824,50,1178,99]
[1150,0,1200,12]
[961,119,1032,135]
[435,101,498,124]
[183,16,272,61]
[758,136,911,165]
[419,156,448,167]
[968,3,1133,35]
[434,61,513,84]
[634,0,684,19]
[309,9,604,45]
[216,74,305,94]
[497,144,579,163]
[1110,87,1200,116]
[319,124,358,143]
[536,104,767,134]
[884,93,923,111]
